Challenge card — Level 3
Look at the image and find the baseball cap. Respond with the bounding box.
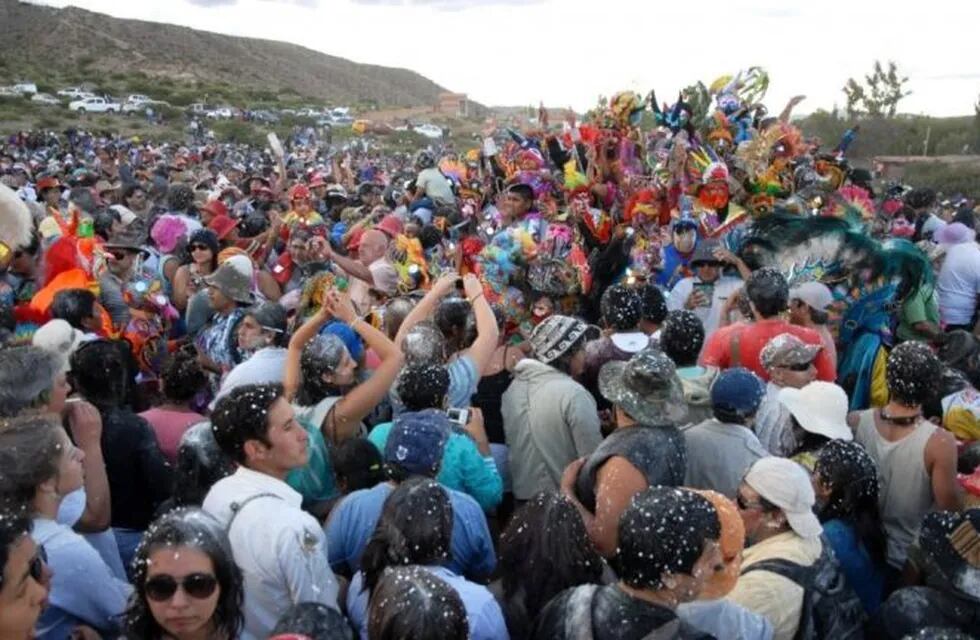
[384,412,450,477]
[710,367,765,418]
[744,457,822,539]
[760,333,821,370]
[789,281,834,312]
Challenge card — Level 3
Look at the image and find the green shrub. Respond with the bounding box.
[902,163,980,198]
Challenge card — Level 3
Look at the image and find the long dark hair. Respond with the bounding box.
[498,492,604,638]
[367,566,467,640]
[360,477,451,595]
[814,440,887,567]
[123,508,244,640]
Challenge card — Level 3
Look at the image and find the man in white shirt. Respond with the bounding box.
[203,383,339,640]
[667,240,744,338]
[937,233,980,331]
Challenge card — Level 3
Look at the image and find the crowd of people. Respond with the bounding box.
[0,69,979,640]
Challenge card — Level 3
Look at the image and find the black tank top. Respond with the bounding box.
[574,424,687,513]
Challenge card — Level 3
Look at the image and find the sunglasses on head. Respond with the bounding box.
[145,573,218,602]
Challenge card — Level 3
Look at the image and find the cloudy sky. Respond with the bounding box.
[33,0,980,116]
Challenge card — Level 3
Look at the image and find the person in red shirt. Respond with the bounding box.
[700,268,836,383]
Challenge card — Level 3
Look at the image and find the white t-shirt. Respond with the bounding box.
[937,241,980,326]
[667,275,743,338]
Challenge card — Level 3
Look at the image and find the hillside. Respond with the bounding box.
[0,0,449,108]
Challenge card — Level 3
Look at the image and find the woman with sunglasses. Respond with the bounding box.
[0,414,131,640]
[0,509,49,640]
[173,229,219,312]
[123,508,244,640]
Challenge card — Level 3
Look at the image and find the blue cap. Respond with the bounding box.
[710,367,765,417]
[384,410,450,477]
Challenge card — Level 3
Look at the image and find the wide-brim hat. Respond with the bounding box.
[104,225,149,254]
[777,382,852,441]
[599,348,687,424]
[204,256,254,304]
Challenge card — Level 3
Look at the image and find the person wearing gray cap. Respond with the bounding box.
[502,314,602,502]
[666,239,745,338]
[729,457,864,640]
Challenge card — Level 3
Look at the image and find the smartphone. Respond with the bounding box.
[693,282,714,306]
[447,408,470,426]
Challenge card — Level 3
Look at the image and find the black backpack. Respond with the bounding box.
[742,538,866,640]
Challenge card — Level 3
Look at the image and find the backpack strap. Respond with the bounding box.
[729,328,743,368]
[740,556,814,587]
[227,492,282,533]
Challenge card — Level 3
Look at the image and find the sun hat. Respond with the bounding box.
[598,348,687,424]
[203,254,254,304]
[934,222,976,246]
[103,225,149,255]
[689,240,723,267]
[200,199,229,220]
[208,214,237,241]
[744,457,822,539]
[777,381,853,441]
[376,214,403,239]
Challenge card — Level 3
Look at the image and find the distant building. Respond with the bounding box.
[437,92,469,118]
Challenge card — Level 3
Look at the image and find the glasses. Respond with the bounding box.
[189,244,211,252]
[145,573,218,602]
[736,493,764,511]
[108,250,130,261]
[783,361,815,372]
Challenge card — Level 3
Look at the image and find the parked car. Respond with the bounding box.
[188,103,209,114]
[252,110,280,124]
[206,107,235,120]
[331,114,354,125]
[125,94,150,104]
[68,96,121,113]
[30,93,60,106]
[414,123,444,139]
[57,87,91,99]
[12,83,37,95]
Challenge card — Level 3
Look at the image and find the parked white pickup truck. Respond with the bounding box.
[68,96,122,114]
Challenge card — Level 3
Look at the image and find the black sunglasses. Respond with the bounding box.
[145,573,218,602]
[784,361,815,372]
[189,243,211,252]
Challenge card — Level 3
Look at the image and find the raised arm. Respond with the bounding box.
[459,273,499,376]
[284,304,333,403]
[322,244,374,285]
[321,291,404,442]
[394,272,459,348]
[66,400,110,532]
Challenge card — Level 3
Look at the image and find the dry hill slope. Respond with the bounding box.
[0,0,449,107]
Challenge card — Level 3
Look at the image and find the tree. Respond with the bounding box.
[842,60,912,118]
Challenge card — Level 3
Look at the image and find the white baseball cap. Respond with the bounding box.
[789,281,834,312]
[744,457,822,539]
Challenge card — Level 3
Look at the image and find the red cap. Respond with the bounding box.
[289,184,311,201]
[347,227,365,252]
[376,214,403,239]
[37,176,61,191]
[308,173,327,188]
[208,215,237,240]
[200,199,229,219]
